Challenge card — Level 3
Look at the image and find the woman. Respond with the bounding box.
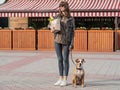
[51,1,75,86]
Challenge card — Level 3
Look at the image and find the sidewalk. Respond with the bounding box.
[0,50,120,90]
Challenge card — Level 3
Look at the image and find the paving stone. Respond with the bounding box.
[0,51,120,90]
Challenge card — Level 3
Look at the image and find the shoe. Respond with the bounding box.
[54,79,62,86]
[60,80,67,86]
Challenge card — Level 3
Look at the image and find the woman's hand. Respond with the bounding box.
[51,30,55,33]
[69,45,74,51]
[51,27,55,33]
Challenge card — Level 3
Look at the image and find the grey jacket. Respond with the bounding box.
[54,15,75,48]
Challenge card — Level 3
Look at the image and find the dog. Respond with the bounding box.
[72,58,85,87]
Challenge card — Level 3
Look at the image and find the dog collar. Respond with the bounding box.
[76,68,83,70]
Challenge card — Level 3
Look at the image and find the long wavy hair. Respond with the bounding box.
[58,1,70,18]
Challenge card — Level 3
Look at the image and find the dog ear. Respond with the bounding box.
[75,58,79,63]
[82,59,85,63]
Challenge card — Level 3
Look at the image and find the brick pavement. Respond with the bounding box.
[0,51,120,90]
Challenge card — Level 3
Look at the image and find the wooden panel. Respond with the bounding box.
[13,30,36,50]
[0,30,12,50]
[116,30,120,50]
[74,30,87,51]
[88,30,114,52]
[38,30,87,51]
[38,30,54,50]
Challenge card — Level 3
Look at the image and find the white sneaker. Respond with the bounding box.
[54,79,62,86]
[60,80,67,86]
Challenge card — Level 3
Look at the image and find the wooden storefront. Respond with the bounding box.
[0,0,120,52]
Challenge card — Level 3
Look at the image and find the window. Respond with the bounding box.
[75,17,114,30]
[28,17,49,30]
[0,17,8,28]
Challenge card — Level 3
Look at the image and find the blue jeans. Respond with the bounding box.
[54,42,71,76]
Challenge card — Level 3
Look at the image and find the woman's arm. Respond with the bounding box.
[69,18,75,50]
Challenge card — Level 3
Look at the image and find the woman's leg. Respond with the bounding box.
[63,43,70,79]
[59,43,70,86]
[54,42,64,76]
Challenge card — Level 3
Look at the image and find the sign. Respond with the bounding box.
[0,0,6,5]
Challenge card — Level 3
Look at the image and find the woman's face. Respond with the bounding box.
[59,6,65,12]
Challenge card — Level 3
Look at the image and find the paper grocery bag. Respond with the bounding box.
[50,18,61,33]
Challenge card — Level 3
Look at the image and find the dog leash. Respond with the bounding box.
[70,50,76,65]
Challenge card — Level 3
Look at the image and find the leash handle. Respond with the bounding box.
[70,50,76,65]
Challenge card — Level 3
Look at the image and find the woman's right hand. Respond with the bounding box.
[51,27,55,33]
[51,30,54,33]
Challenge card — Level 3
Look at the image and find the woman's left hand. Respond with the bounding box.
[69,45,74,50]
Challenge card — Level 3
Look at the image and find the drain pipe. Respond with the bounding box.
[114,16,118,51]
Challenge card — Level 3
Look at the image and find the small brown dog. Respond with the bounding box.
[72,58,85,87]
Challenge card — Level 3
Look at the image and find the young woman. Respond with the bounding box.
[51,1,75,86]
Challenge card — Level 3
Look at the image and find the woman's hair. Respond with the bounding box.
[59,1,70,18]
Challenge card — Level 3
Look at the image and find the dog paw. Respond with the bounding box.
[72,85,77,88]
[82,84,85,87]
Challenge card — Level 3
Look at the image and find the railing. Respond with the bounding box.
[38,30,54,50]
[13,30,36,50]
[0,30,12,50]
[74,30,87,51]
[88,30,114,52]
[0,29,117,52]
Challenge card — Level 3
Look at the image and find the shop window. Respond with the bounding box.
[0,17,8,29]
[118,18,120,28]
[28,17,49,30]
[75,17,114,30]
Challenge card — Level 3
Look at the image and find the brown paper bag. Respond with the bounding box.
[50,18,60,33]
